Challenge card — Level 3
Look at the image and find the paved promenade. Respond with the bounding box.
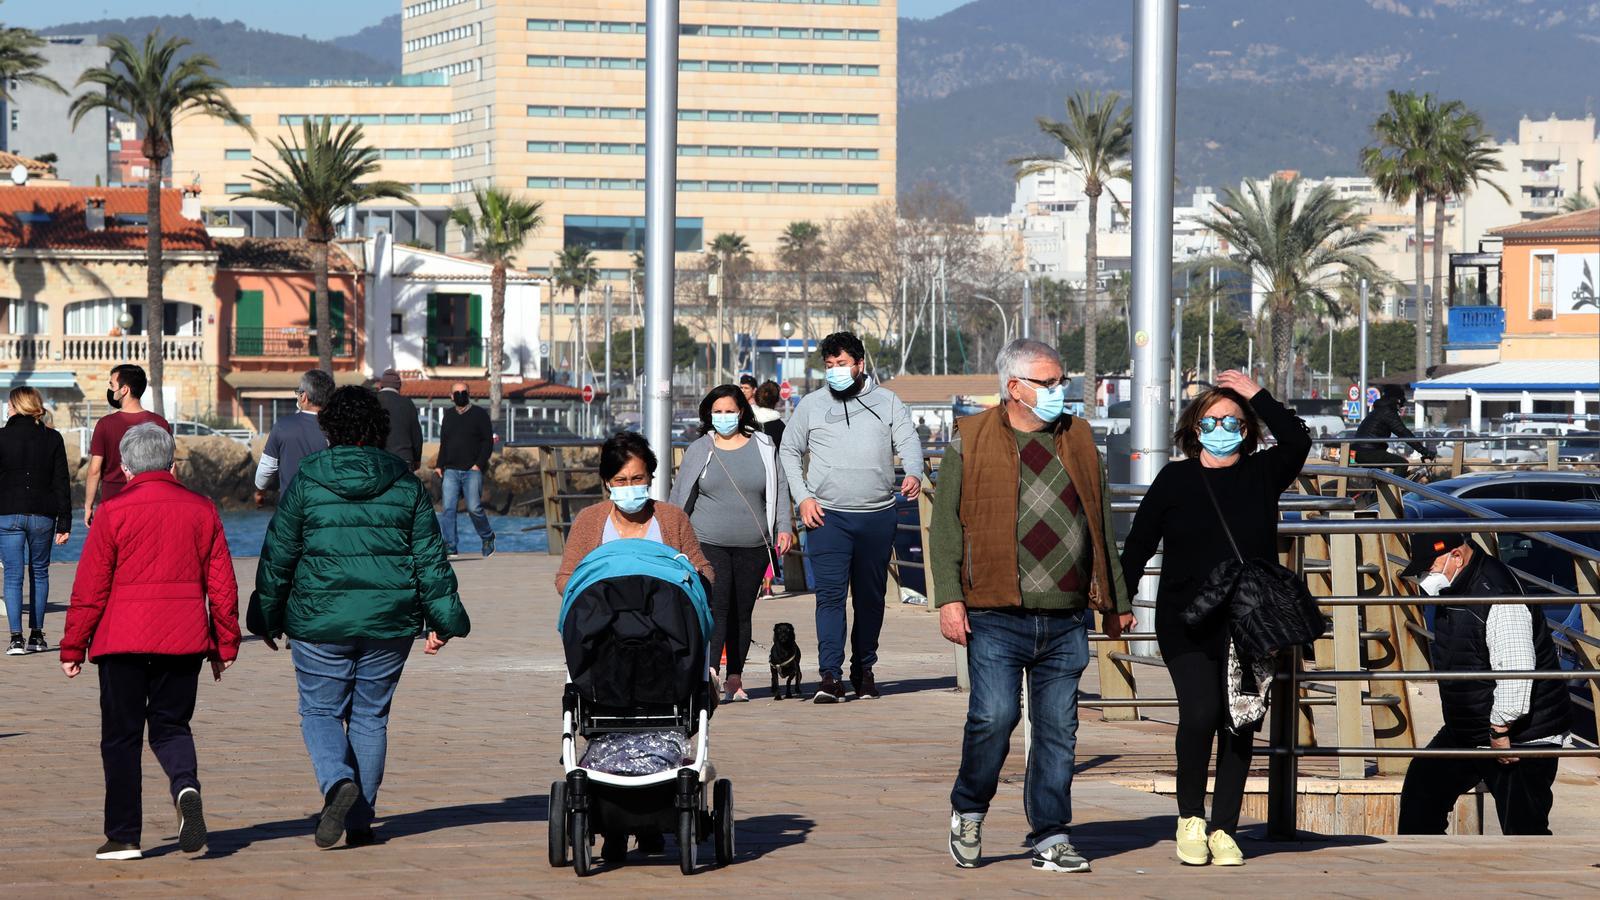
[4,554,1599,897]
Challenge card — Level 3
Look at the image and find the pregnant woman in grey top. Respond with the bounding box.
[670,384,794,702]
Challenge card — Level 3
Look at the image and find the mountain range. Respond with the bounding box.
[35,4,1600,214]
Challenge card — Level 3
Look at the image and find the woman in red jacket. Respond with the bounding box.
[59,423,241,862]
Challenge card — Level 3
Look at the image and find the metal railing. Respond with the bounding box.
[229,326,350,358]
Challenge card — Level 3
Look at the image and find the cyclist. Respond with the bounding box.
[1353,384,1434,473]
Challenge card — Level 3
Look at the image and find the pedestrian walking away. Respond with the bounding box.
[753,379,786,448]
[779,331,923,703]
[254,368,333,506]
[59,423,240,860]
[0,387,72,655]
[1396,532,1570,836]
[83,364,171,526]
[376,369,424,470]
[1121,370,1312,867]
[670,385,794,703]
[435,382,496,558]
[249,386,471,850]
[931,339,1133,874]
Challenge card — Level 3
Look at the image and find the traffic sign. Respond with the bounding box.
[1366,386,1381,405]
[1344,400,1364,419]
[779,381,793,400]
[581,384,595,404]
[1346,384,1361,402]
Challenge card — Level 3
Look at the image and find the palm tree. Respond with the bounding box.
[69,32,252,416]
[1011,90,1132,408]
[778,221,824,388]
[708,232,750,382]
[1430,109,1507,364]
[451,189,544,421]
[1362,90,1457,376]
[550,245,599,383]
[241,118,412,373]
[1198,177,1382,394]
[0,24,64,101]
[1560,181,1600,212]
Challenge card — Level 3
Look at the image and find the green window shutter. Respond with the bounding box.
[330,291,347,354]
[426,293,442,365]
[235,290,263,355]
[468,294,483,367]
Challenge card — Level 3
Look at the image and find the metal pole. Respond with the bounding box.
[1207,266,1216,382]
[644,0,679,500]
[603,283,613,424]
[1021,276,1032,339]
[1130,0,1179,486]
[1173,291,1183,401]
[1358,278,1370,418]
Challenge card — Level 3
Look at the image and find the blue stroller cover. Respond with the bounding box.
[558,539,712,637]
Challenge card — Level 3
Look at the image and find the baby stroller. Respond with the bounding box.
[549,539,734,876]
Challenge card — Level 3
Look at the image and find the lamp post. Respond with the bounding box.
[972,293,1011,345]
[780,320,796,385]
[117,310,134,363]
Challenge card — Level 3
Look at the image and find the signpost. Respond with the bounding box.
[581,384,595,404]
[779,381,793,402]
[1346,384,1361,403]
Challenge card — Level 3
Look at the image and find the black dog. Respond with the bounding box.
[769,622,803,700]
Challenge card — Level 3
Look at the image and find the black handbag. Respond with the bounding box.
[1182,473,1325,660]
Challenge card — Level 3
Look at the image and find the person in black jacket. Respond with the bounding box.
[375,369,423,470]
[1353,384,1433,470]
[1121,370,1312,867]
[1397,532,1570,835]
[435,382,496,558]
[0,386,71,655]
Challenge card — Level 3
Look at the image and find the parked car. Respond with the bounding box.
[1425,472,1600,504]
[504,419,582,447]
[171,420,219,437]
[1558,431,1600,464]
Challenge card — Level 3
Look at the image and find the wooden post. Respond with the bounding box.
[1096,619,1137,721]
[541,447,565,557]
[1330,525,1365,779]
[917,479,936,610]
[1450,439,1465,477]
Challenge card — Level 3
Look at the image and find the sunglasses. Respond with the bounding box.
[1198,415,1243,435]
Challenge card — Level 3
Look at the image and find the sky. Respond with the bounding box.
[4,0,972,40]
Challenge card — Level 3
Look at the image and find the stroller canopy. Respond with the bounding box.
[558,539,712,637]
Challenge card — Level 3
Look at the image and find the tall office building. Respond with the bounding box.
[0,35,110,187]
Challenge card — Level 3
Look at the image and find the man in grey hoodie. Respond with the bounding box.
[780,331,924,702]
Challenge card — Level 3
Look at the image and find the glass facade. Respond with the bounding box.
[563,215,705,253]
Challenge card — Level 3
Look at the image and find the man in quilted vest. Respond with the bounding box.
[929,339,1133,874]
[60,423,240,861]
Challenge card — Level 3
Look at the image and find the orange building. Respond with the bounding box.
[1491,208,1600,361]
[215,237,368,428]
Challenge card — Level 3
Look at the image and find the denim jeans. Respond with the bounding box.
[439,468,493,553]
[0,513,54,633]
[806,506,897,679]
[291,637,414,829]
[950,608,1088,850]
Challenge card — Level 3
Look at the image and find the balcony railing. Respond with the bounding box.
[61,335,205,363]
[428,336,485,368]
[0,335,51,362]
[1446,305,1505,349]
[229,326,349,358]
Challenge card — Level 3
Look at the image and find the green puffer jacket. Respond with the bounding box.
[247,445,470,642]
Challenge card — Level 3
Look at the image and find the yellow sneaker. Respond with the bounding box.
[1175,816,1209,865]
[1207,829,1244,866]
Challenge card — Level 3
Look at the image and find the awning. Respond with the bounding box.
[223,369,369,398]
[1413,360,1600,392]
[0,371,81,390]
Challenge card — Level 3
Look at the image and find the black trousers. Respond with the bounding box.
[1397,727,1559,835]
[1161,640,1258,834]
[98,653,205,844]
[703,544,771,676]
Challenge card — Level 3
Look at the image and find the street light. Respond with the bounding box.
[972,294,1011,346]
[780,320,796,385]
[117,310,134,363]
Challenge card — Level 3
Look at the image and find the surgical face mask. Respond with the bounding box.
[711,412,740,436]
[1199,428,1244,458]
[825,366,858,392]
[106,387,123,410]
[1023,382,1065,423]
[610,484,650,514]
[1417,572,1451,596]
[452,391,470,407]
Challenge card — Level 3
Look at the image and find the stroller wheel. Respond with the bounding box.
[713,779,735,867]
[677,809,698,875]
[571,810,593,877]
[547,781,568,867]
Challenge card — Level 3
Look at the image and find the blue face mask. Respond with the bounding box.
[610,484,650,514]
[711,412,740,436]
[1024,383,1066,423]
[825,366,858,391]
[1199,429,1244,458]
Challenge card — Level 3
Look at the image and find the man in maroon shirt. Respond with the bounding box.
[85,364,171,525]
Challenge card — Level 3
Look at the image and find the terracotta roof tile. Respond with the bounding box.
[0,151,54,177]
[398,377,597,401]
[877,374,1004,405]
[0,186,212,252]
[1489,208,1600,238]
[216,237,359,274]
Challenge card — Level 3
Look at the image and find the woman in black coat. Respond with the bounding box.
[0,386,72,654]
[1120,370,1311,867]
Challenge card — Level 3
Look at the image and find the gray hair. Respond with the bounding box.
[298,368,336,409]
[120,423,175,476]
[995,338,1062,394]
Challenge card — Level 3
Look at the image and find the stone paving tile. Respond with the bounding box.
[3,554,1600,897]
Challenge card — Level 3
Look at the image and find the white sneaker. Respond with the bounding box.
[1176,815,1210,865]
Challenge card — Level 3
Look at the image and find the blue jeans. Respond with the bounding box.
[0,513,54,633]
[950,608,1088,850]
[291,637,413,829]
[805,505,897,679]
[439,468,493,553]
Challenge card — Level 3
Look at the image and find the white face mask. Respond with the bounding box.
[1418,572,1451,596]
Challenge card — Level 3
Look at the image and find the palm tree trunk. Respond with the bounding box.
[144,156,165,416]
[489,260,506,422]
[313,240,333,373]
[1082,192,1099,409]
[1272,296,1293,395]
[1429,196,1447,368]
[1412,193,1427,375]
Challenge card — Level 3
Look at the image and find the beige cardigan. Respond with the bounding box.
[554,500,714,595]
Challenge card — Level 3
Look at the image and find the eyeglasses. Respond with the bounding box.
[1016,376,1066,389]
[607,474,651,488]
[1198,415,1243,434]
